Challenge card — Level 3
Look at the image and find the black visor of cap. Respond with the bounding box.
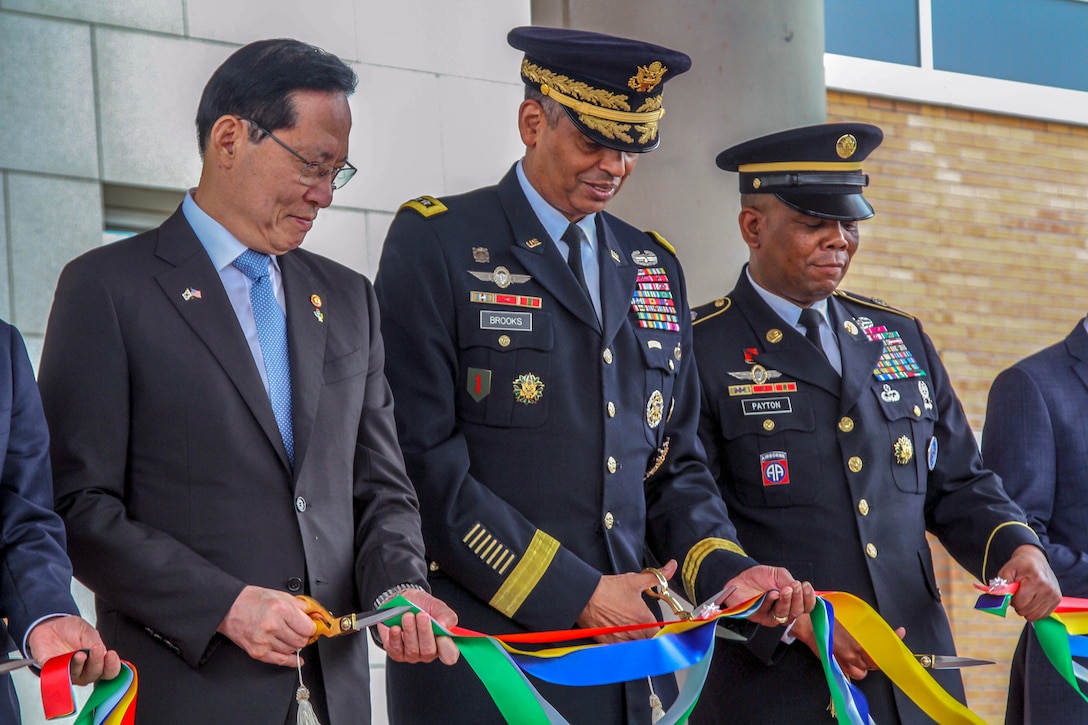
[774,192,875,221]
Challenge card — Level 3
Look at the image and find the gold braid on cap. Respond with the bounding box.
[522,59,666,145]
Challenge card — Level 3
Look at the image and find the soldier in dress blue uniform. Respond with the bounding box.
[375,26,815,725]
[689,123,1061,724]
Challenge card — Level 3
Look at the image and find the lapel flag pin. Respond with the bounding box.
[313,309,324,323]
[181,288,202,301]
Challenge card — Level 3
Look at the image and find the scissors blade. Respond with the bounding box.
[915,654,995,669]
[340,605,414,633]
[0,658,37,675]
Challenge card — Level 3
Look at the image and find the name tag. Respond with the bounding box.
[480,310,533,331]
[742,397,793,415]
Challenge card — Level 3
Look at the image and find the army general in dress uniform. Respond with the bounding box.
[688,123,1060,724]
[375,27,813,725]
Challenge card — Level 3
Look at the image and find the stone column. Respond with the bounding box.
[532,0,827,302]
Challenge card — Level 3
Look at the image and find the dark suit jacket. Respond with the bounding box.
[690,271,1040,725]
[0,321,81,721]
[38,208,428,724]
[374,167,754,724]
[983,320,1088,723]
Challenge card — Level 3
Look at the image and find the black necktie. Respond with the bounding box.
[798,307,828,361]
[562,223,591,301]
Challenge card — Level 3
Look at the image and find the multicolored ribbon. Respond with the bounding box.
[40,651,138,724]
[381,590,984,725]
[975,581,1088,704]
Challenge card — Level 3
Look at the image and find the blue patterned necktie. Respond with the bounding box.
[233,249,294,466]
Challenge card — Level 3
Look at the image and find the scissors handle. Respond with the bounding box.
[643,567,692,620]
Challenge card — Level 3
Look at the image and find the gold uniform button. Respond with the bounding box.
[607,401,616,418]
[607,456,618,473]
[838,416,854,433]
[913,405,921,417]
[603,348,613,364]
[668,359,675,371]
[428,561,440,572]
[498,335,511,347]
[866,543,878,558]
[604,512,615,530]
[858,499,870,516]
[763,419,775,431]
[848,456,863,473]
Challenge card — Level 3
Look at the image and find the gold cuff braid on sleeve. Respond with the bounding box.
[489,529,560,617]
[981,521,1039,582]
[682,537,747,602]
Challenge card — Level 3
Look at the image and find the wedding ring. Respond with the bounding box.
[773,614,789,625]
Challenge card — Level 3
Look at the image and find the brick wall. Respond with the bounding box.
[828,91,1088,723]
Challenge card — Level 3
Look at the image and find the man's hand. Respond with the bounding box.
[27,615,122,686]
[378,589,459,665]
[724,565,815,628]
[577,559,681,644]
[999,544,1061,621]
[217,585,315,667]
[790,615,906,680]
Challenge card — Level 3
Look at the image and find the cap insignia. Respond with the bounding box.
[629,61,668,92]
[836,133,858,159]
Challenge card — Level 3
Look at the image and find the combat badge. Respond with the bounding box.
[646,390,664,428]
[894,435,914,465]
[631,249,659,266]
[918,380,934,410]
[880,384,900,402]
[467,368,491,402]
[760,451,790,487]
[512,373,544,405]
[469,266,531,289]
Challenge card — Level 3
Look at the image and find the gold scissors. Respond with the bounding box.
[642,567,735,620]
[297,595,413,645]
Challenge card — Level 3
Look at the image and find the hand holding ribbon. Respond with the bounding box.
[40,650,138,724]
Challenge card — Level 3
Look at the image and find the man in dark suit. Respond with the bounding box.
[690,123,1061,724]
[38,39,457,725]
[983,323,1088,722]
[375,27,814,725]
[0,318,121,720]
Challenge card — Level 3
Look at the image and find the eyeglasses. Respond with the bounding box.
[242,118,357,191]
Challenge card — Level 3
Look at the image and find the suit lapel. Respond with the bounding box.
[830,297,885,417]
[1065,322,1088,393]
[597,215,638,344]
[497,171,601,332]
[153,210,291,471]
[731,275,840,395]
[281,252,327,481]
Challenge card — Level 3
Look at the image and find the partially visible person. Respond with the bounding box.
[690,122,1060,724]
[375,26,814,725]
[983,323,1087,723]
[0,318,121,720]
[38,39,456,725]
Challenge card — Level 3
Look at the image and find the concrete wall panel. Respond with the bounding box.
[437,75,525,196]
[7,174,102,335]
[96,30,227,190]
[187,0,358,61]
[338,64,445,212]
[355,3,528,81]
[0,15,97,178]
[2,0,185,34]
